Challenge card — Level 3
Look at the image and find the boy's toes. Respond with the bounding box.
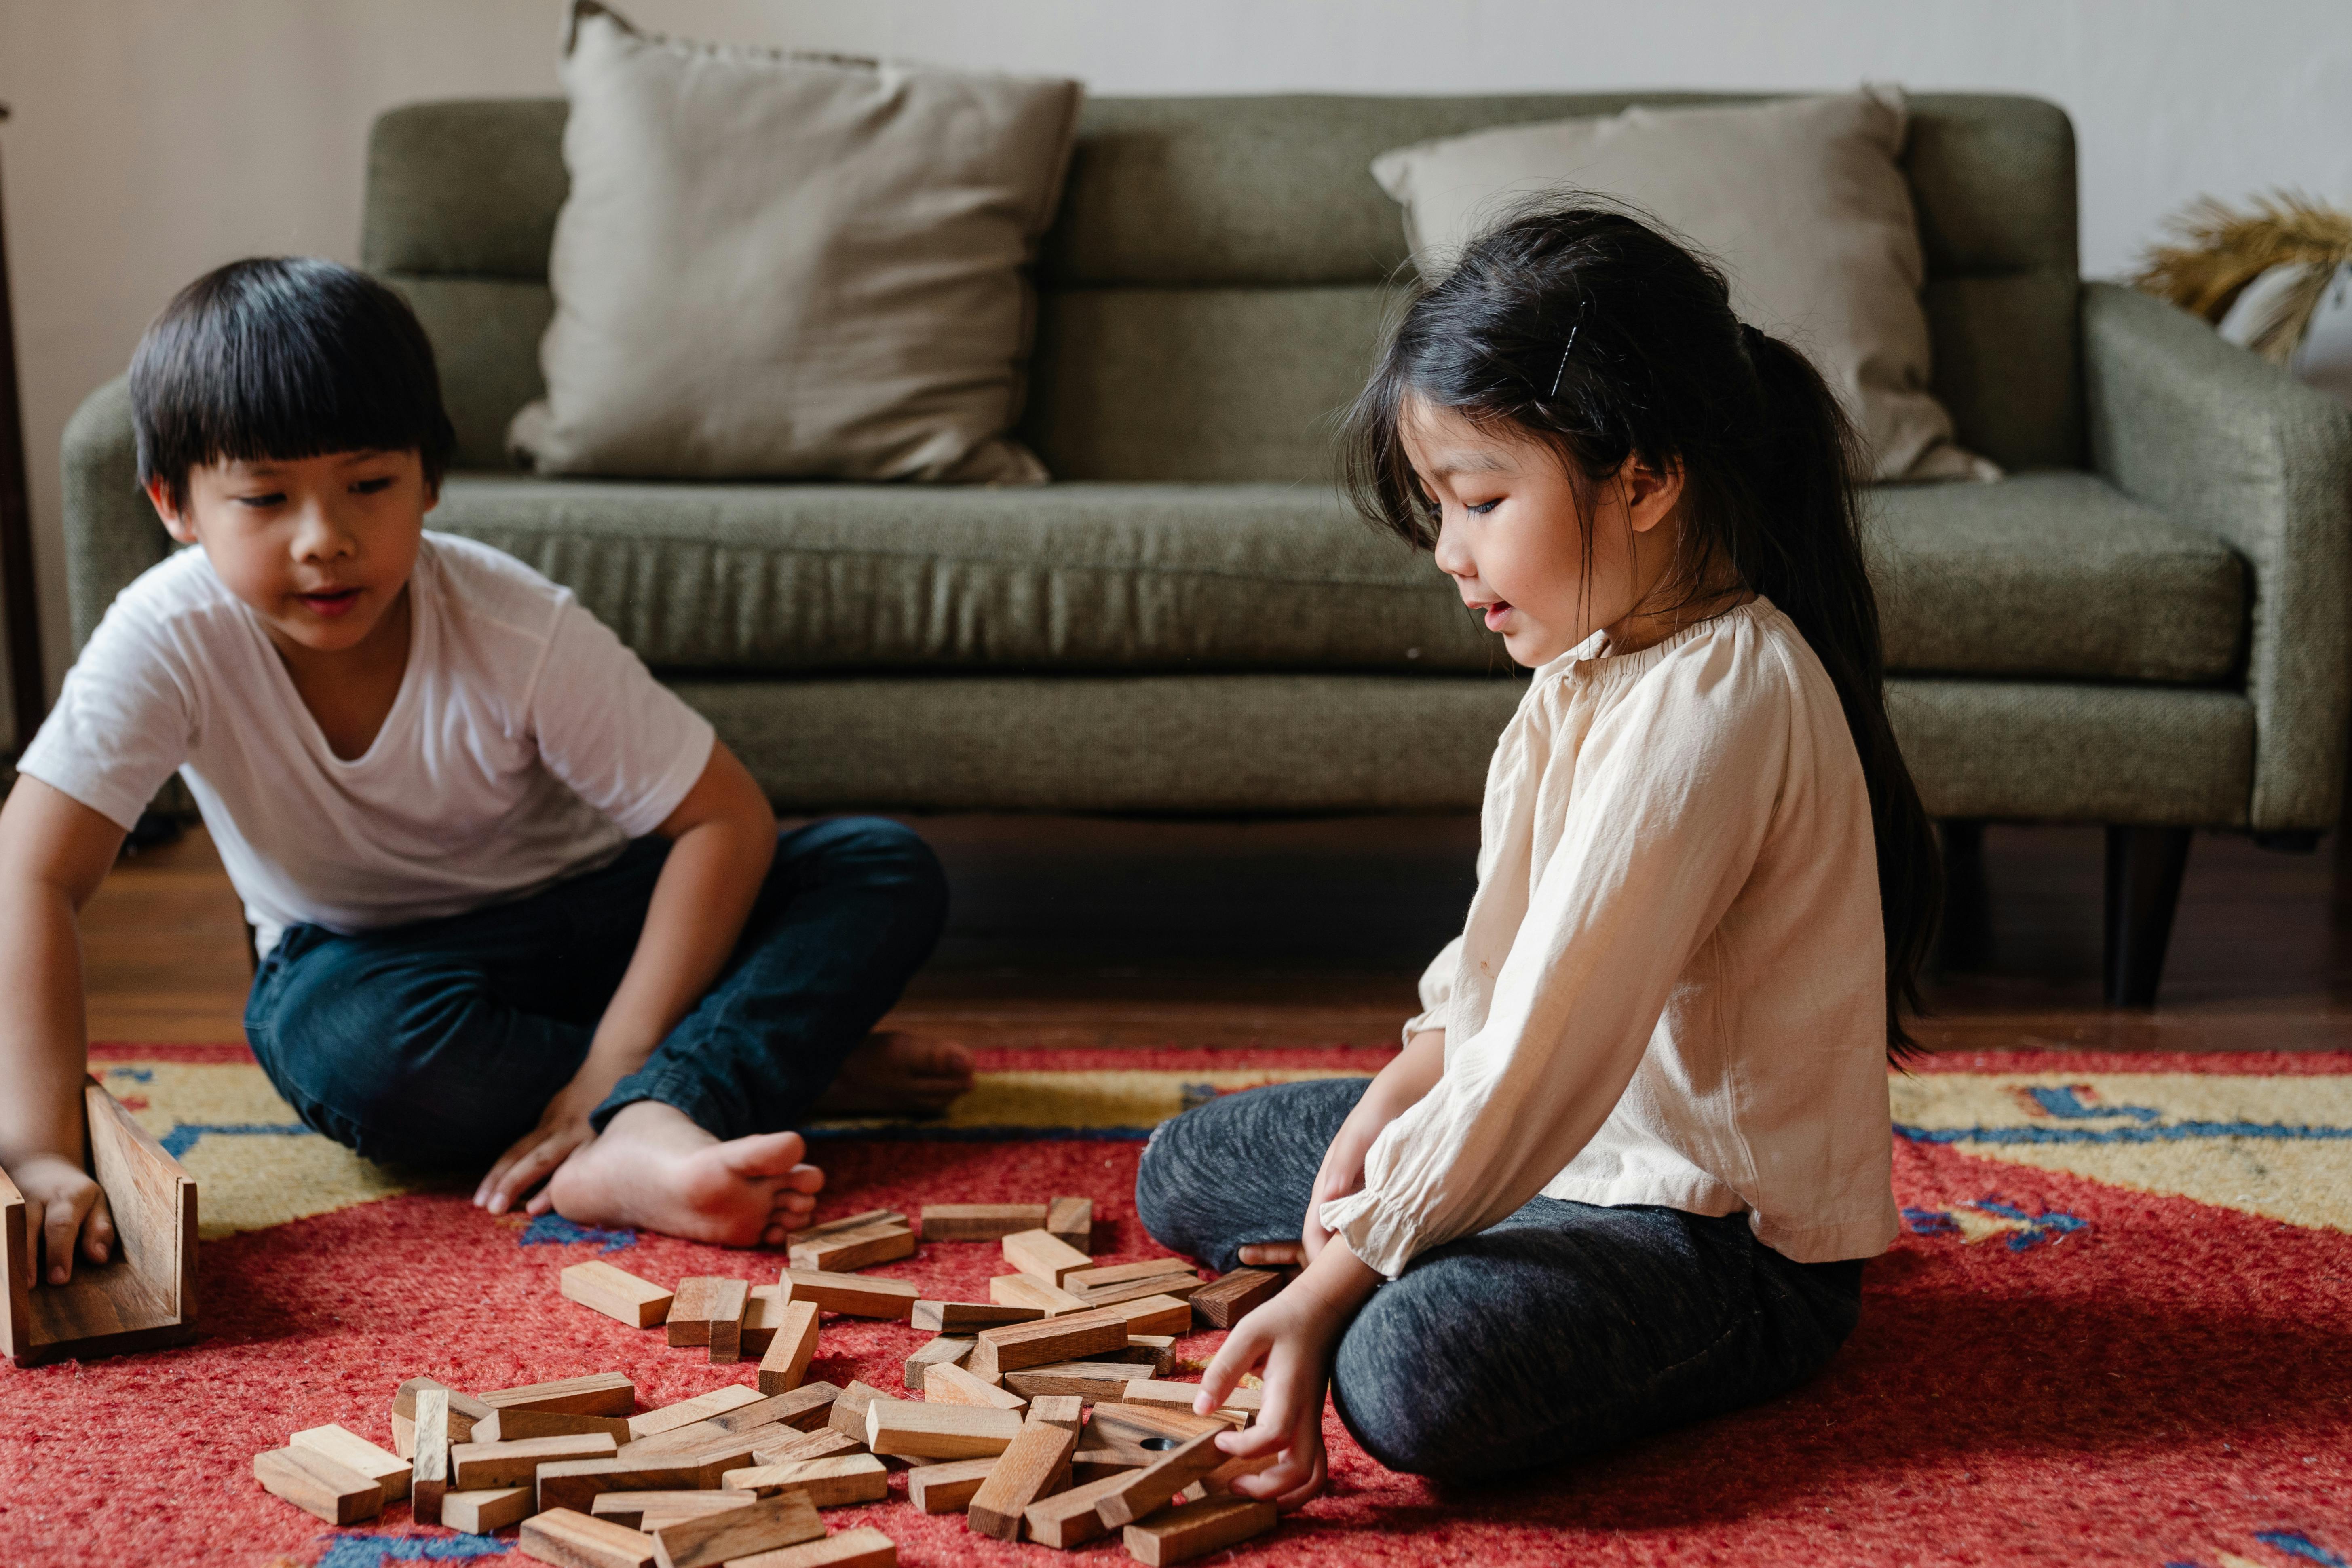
[716,1129,808,1179]
[784,1162,826,1195]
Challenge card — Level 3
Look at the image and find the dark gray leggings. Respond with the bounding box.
[1134,1077,1864,1480]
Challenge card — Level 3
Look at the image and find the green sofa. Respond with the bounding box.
[59,93,2352,1003]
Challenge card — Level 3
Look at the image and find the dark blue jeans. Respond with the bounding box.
[1135,1077,1864,1480]
[244,818,948,1170]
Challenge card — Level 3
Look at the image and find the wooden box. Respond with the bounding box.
[0,1078,198,1363]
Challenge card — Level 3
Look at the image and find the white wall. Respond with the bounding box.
[3,0,2349,735]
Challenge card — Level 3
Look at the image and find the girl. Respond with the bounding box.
[1134,204,1939,1505]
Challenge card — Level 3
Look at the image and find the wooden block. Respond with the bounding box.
[1026,1395,1083,1433]
[290,1422,410,1501]
[1076,1274,1207,1310]
[791,1208,906,1244]
[520,1507,658,1568]
[538,1455,709,1515]
[965,1415,1078,1540]
[412,1386,452,1525]
[591,1491,756,1531]
[1001,1228,1091,1286]
[1121,1380,1260,1419]
[442,1485,536,1533]
[395,1376,490,1445]
[479,1408,635,1445]
[253,1444,383,1525]
[1046,1196,1092,1251]
[1105,1294,1194,1338]
[562,1260,675,1329]
[1088,1402,1232,1447]
[905,1456,996,1513]
[922,1360,1026,1411]
[739,1284,784,1353]
[1002,1361,1155,1402]
[1022,1469,1136,1549]
[826,1379,890,1440]
[1121,1496,1276,1564]
[779,1269,919,1320]
[1188,1268,1281,1330]
[721,1453,887,1507]
[919,1203,1047,1242]
[1094,1429,1228,1528]
[1110,1337,1178,1376]
[1062,1258,1195,1294]
[452,1432,618,1489]
[625,1385,842,1458]
[482,1372,636,1418]
[970,1304,1129,1380]
[988,1273,1089,1315]
[722,1526,897,1568]
[0,1080,198,1368]
[627,1385,765,1442]
[668,1277,750,1356]
[648,1487,823,1568]
[788,1221,914,1274]
[756,1299,820,1395]
[1075,1428,1159,1471]
[911,1300,1043,1333]
[864,1398,1025,1460]
[903,1335,974,1391]
[747,1427,864,1468]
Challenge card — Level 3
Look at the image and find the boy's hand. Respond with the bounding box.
[13,1153,115,1285]
[1195,1239,1382,1511]
[476,1076,608,1216]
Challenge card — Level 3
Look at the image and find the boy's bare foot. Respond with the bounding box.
[548,1100,826,1247]
[811,1032,974,1117]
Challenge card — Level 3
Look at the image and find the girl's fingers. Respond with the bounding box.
[1237,1242,1301,1267]
[82,1191,115,1264]
[39,1190,89,1285]
[1198,1317,1270,1410]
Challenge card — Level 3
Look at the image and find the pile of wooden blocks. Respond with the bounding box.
[251,1200,1291,1567]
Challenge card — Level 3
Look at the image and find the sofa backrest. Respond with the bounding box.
[363,91,2079,482]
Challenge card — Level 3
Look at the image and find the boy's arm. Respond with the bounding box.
[475,740,776,1215]
[0,778,130,1283]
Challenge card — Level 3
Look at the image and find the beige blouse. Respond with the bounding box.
[1322,598,1900,1273]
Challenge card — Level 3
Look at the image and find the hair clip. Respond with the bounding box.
[1549,301,1588,399]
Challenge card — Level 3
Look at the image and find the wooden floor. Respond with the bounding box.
[81,815,2352,1052]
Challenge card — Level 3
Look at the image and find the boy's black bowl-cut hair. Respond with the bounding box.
[131,256,456,509]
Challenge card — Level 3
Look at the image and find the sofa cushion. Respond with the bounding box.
[432,470,2240,686]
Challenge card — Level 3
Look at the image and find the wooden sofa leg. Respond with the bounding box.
[2103,826,2192,1007]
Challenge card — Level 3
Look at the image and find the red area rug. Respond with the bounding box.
[2,1048,2350,1568]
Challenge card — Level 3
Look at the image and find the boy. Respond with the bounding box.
[0,257,968,1285]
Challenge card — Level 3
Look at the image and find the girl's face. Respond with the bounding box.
[1400,396,1685,667]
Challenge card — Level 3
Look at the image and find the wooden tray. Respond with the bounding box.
[0,1077,197,1364]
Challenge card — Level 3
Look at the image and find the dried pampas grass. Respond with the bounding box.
[2136,190,2352,365]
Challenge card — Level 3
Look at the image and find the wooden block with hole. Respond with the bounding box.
[521,1507,659,1568]
[648,1487,823,1568]
[749,1427,864,1468]
[1094,1429,1228,1528]
[452,1431,618,1489]
[627,1386,765,1442]
[254,1445,383,1524]
[443,1485,535,1533]
[478,1408,635,1445]
[922,1360,1026,1410]
[1187,1266,1282,1329]
[482,1372,636,1418]
[562,1260,674,1329]
[1121,1494,1277,1564]
[864,1398,1025,1460]
[757,1298,820,1394]
[0,1079,197,1367]
[970,1304,1128,1379]
[965,1412,1079,1540]
[721,1452,887,1507]
[1046,1196,1092,1250]
[1023,1469,1136,1549]
[1089,1402,1232,1449]
[591,1491,756,1531]
[912,1299,1042,1333]
[788,1219,914,1273]
[779,1268,919,1320]
[919,1203,1047,1242]
[989,1272,1088,1315]
[1002,1228,1092,1286]
[723,1526,897,1568]
[903,1334,974,1391]
[289,1423,410,1501]
[906,1455,997,1513]
[412,1387,452,1524]
[667,1277,750,1357]
[394,1376,490,1456]
[1003,1361,1152,1402]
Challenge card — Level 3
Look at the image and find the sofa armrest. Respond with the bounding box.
[60,375,173,654]
[2084,281,2352,832]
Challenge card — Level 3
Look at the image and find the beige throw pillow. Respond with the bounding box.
[1370,91,1993,482]
[510,2,1082,482]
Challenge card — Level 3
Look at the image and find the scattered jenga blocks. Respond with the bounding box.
[1003,1361,1154,1401]
[480,1407,634,1444]
[741,1284,787,1354]
[969,1305,1129,1380]
[965,1411,1080,1540]
[669,1278,751,1358]
[1094,1429,1228,1528]
[563,1260,676,1329]
[452,1431,619,1488]
[627,1386,766,1442]
[1026,1395,1084,1433]
[1121,1495,1277,1564]
[864,1398,1025,1460]
[627,1385,841,1458]
[922,1361,1027,1411]
[749,1428,864,1469]
[521,1507,659,1568]
[918,1203,1047,1242]
[721,1452,888,1507]
[442,1485,535,1533]
[1062,1258,1195,1295]
[1188,1267,1282,1330]
[779,1269,920,1320]
[482,1372,637,1417]
[1112,1336,1178,1375]
[1119,1380,1261,1420]
[592,1490,758,1531]
[1104,1294,1195,1338]
[1077,1273,1208,1310]
[903,1335,975,1391]
[1022,1469,1138,1548]
[648,1487,824,1568]
[1088,1402,1232,1448]
[725,1526,897,1568]
[289,1423,410,1501]
[1002,1228,1092,1286]
[393,1376,490,1456]
[826,1380,891,1441]
[254,1445,384,1525]
[788,1218,915,1273]
[411,1387,452,1525]
[905,1455,997,1513]
[911,1299,1043,1333]
[1046,1196,1092,1251]
[792,1208,906,1243]
[540,1454,709,1515]
[757,1299,821,1394]
[988,1273,1089,1315]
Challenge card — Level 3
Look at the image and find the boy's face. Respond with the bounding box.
[147,450,433,659]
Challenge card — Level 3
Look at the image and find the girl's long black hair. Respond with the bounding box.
[1342,201,1938,1057]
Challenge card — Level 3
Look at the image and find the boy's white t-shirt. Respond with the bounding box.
[19,532,716,958]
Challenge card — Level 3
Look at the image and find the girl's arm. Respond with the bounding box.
[1239,1029,1446,1269]
[0,779,130,1283]
[475,741,776,1213]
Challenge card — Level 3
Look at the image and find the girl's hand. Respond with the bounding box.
[12,1153,114,1285]
[476,1074,610,1216]
[1196,1240,1383,1511]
